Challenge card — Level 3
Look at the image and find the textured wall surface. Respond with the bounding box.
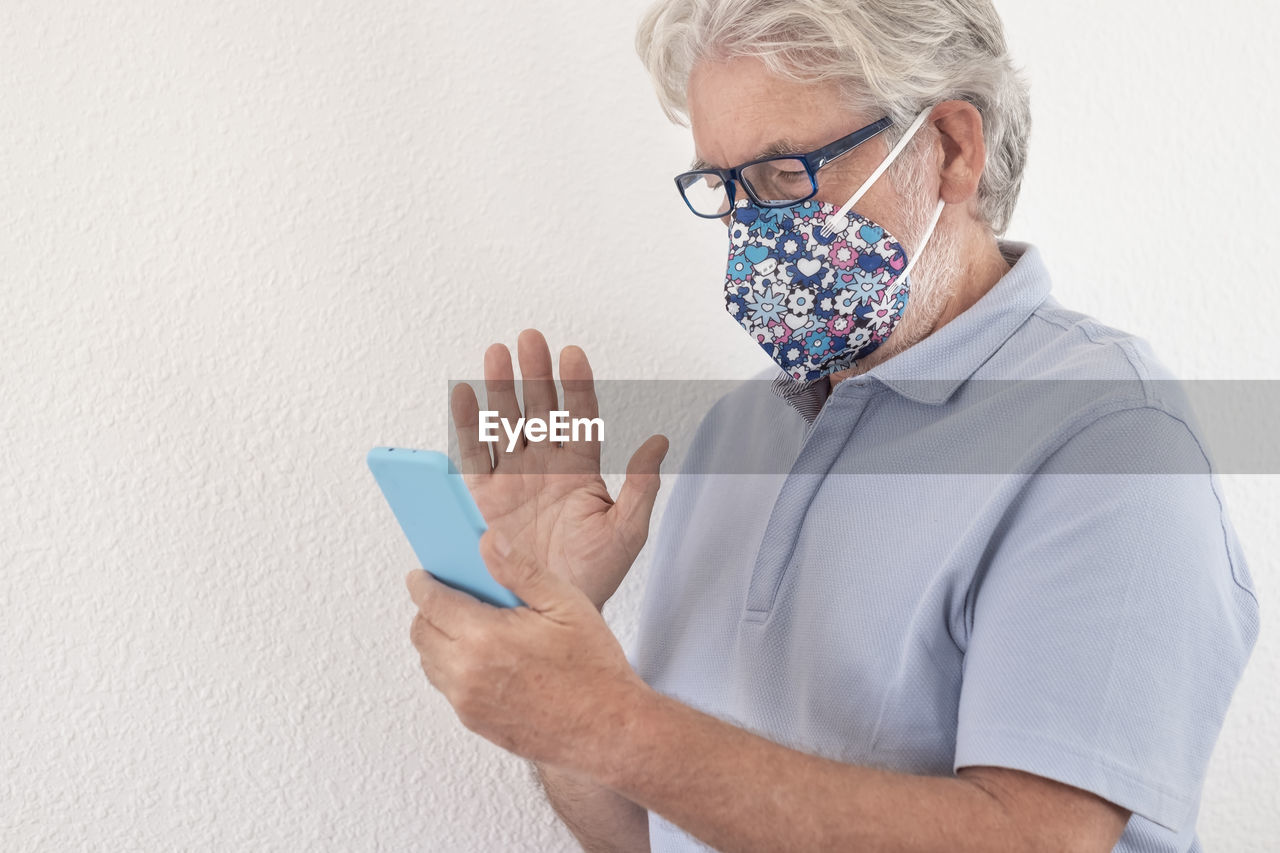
[3,1,1277,850]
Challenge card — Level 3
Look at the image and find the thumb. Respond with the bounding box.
[614,434,668,547]
[479,530,577,613]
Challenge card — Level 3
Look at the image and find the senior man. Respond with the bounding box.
[405,1,1260,851]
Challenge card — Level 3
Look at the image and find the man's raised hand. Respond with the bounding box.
[449,329,668,610]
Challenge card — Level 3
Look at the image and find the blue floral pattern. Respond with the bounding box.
[723,199,911,380]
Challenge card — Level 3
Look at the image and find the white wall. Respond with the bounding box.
[3,0,1276,849]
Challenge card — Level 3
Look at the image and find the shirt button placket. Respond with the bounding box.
[741,382,879,622]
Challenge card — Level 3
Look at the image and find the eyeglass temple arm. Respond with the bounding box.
[805,116,894,172]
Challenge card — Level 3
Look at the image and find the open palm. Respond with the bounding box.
[450,330,668,611]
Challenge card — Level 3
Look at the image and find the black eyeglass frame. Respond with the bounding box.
[673,116,894,219]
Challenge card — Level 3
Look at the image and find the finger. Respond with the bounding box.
[409,608,449,654]
[484,343,524,460]
[409,611,452,689]
[613,434,669,551]
[405,568,497,641]
[517,329,559,430]
[559,345,601,464]
[478,530,579,614]
[450,382,493,479]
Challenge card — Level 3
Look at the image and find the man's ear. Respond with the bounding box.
[929,100,987,207]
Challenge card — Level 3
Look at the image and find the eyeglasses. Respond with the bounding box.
[674,116,893,219]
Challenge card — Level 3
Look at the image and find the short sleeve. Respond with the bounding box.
[953,405,1260,832]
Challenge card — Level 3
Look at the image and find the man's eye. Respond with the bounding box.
[758,163,807,182]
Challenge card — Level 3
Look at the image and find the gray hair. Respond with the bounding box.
[635,0,1032,234]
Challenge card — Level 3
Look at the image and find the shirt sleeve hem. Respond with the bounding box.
[953,725,1195,833]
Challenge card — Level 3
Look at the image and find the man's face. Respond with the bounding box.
[686,54,914,241]
[687,54,966,372]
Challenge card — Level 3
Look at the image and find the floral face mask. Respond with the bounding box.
[722,109,945,381]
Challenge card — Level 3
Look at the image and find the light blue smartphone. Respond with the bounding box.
[367,447,522,608]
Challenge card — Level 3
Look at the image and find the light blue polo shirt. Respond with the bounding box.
[629,242,1260,852]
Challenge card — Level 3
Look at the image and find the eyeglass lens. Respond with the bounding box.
[678,173,731,217]
[739,158,814,206]
[679,157,817,216]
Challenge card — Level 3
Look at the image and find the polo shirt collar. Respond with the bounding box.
[859,240,1051,406]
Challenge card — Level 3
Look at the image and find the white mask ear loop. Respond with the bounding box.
[898,198,946,283]
[821,107,935,236]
